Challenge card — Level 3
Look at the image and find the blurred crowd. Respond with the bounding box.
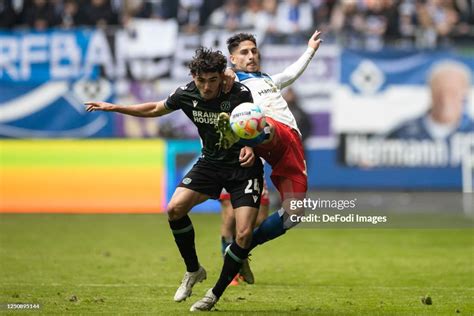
[1,0,473,49]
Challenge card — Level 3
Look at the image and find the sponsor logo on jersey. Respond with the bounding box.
[257,88,274,96]
[192,110,219,124]
[257,78,278,96]
[192,100,198,108]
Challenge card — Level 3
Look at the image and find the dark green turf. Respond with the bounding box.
[0,214,472,315]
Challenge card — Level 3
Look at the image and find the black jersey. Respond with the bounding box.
[164,81,253,166]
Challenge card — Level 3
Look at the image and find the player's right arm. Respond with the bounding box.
[84,100,173,117]
[271,29,322,89]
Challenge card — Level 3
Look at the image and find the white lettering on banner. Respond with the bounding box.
[113,30,127,78]
[0,37,19,80]
[21,34,48,79]
[451,133,474,166]
[344,134,474,167]
[83,31,114,78]
[51,34,81,78]
[0,32,113,81]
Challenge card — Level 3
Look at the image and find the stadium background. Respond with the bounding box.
[1,0,473,213]
[0,0,473,314]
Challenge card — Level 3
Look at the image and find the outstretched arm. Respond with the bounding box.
[84,100,172,117]
[271,30,322,89]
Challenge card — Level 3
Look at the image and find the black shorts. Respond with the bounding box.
[178,158,264,209]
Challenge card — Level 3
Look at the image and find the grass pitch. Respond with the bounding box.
[0,214,472,315]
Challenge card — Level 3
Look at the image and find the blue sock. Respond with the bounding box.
[249,210,286,250]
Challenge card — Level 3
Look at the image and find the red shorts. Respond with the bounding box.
[254,117,308,201]
[220,179,270,206]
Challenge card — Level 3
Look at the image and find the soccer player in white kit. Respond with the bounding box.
[214,30,322,283]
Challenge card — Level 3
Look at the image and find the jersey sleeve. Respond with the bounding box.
[164,88,182,111]
[235,84,253,104]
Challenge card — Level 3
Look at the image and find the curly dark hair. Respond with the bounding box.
[227,33,257,53]
[188,47,227,76]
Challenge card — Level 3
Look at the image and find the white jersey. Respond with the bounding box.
[235,47,316,133]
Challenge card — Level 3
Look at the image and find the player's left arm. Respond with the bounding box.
[271,29,322,89]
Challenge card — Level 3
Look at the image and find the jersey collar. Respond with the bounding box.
[236,71,271,81]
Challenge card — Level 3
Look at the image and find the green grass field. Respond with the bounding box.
[0,214,472,315]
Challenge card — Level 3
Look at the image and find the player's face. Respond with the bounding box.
[430,70,469,124]
[230,40,260,72]
[193,72,223,100]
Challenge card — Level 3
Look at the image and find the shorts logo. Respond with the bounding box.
[252,195,259,203]
[182,177,192,185]
[220,101,231,111]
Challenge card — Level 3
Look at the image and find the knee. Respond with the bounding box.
[235,227,253,249]
[167,203,186,221]
[284,199,305,216]
[292,207,305,217]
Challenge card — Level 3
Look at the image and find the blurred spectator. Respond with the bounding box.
[398,0,418,43]
[453,0,474,41]
[330,0,366,48]
[310,0,336,31]
[283,87,312,142]
[363,0,389,50]
[244,0,263,29]
[0,0,17,28]
[59,0,80,28]
[20,0,60,30]
[1,0,471,49]
[122,0,153,25]
[77,0,119,27]
[198,0,224,26]
[257,0,279,42]
[380,0,400,43]
[161,0,205,33]
[387,60,473,140]
[208,0,253,31]
[275,0,314,43]
[416,0,459,48]
[454,0,474,25]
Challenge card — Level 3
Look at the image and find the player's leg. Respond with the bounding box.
[249,120,308,250]
[249,176,307,250]
[213,205,258,293]
[191,205,259,311]
[256,182,270,226]
[239,181,270,284]
[219,196,240,286]
[220,194,235,255]
[170,160,224,302]
[190,166,263,311]
[168,187,210,302]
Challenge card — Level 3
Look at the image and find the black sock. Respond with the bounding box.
[212,242,249,298]
[169,215,199,272]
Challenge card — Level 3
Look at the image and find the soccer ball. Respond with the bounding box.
[230,102,266,140]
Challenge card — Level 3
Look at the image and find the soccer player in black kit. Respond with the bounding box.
[85,48,263,311]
